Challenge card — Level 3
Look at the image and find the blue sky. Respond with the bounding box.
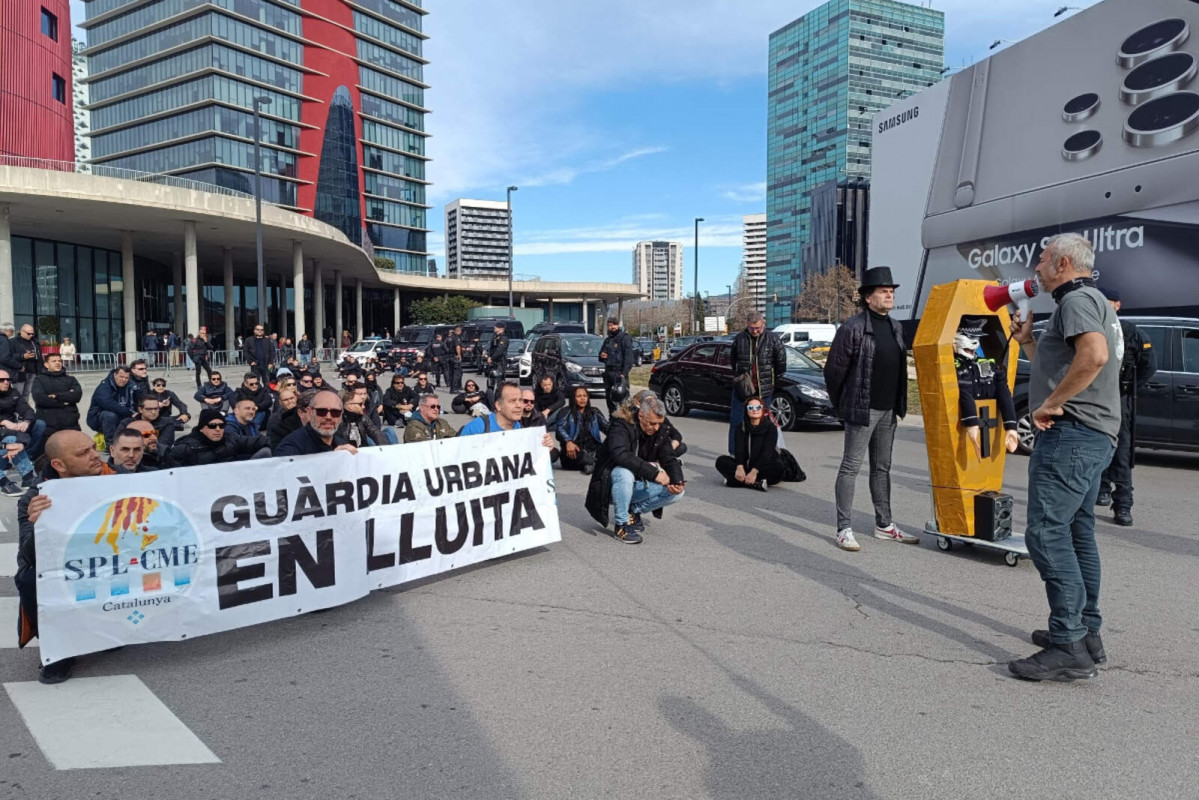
[71,0,1100,293]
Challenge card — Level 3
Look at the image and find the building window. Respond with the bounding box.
[41,8,58,41]
[52,74,66,104]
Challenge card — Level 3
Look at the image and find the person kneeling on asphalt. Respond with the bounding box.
[556,386,607,474]
[716,395,783,491]
[16,430,116,683]
[585,392,685,544]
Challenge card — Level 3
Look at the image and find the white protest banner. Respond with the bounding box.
[35,428,560,665]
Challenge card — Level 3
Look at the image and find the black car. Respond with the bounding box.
[462,318,526,373]
[530,333,606,395]
[528,321,585,336]
[1012,315,1199,454]
[648,341,838,430]
[666,335,715,360]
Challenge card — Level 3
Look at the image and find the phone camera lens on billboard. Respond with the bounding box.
[1062,129,1102,161]
[1062,92,1101,122]
[1123,92,1199,147]
[1120,52,1197,105]
[1117,19,1189,68]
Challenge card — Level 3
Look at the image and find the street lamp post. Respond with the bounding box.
[507,185,518,317]
[252,96,272,328]
[693,217,704,334]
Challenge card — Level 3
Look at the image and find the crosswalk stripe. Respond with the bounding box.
[0,542,17,577]
[0,596,34,649]
[4,675,221,769]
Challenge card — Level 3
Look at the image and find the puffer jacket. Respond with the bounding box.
[165,429,268,467]
[0,387,36,425]
[233,383,273,414]
[30,369,83,431]
[822,310,907,427]
[731,329,788,397]
[86,369,136,429]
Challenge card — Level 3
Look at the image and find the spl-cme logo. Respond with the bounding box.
[62,496,200,625]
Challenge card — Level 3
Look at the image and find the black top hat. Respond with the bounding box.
[859,266,900,293]
[956,315,987,337]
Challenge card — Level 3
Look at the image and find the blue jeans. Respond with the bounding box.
[610,466,685,525]
[23,419,46,459]
[1025,421,1114,644]
[728,390,772,455]
[300,353,312,365]
[1,434,35,478]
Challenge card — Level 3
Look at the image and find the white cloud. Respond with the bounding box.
[722,182,767,203]
[521,145,670,188]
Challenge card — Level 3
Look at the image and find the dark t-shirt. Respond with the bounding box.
[869,310,902,411]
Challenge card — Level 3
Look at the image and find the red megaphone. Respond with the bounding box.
[983,280,1038,318]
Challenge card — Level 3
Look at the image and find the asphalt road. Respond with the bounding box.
[1,369,1197,799]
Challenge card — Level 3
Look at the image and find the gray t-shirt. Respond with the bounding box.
[1029,285,1123,444]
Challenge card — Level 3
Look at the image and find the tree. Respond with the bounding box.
[409,295,482,325]
[794,264,859,324]
[374,256,396,272]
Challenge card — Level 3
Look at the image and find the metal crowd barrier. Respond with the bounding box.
[61,347,345,376]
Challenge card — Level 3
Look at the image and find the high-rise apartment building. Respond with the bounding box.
[79,0,431,274]
[72,38,90,163]
[444,198,512,280]
[766,0,943,325]
[741,214,767,316]
[0,0,74,161]
[633,241,683,301]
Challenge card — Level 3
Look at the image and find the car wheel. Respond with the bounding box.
[1015,402,1035,455]
[770,394,796,431]
[662,382,689,417]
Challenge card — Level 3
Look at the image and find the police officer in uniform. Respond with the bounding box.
[446,325,464,392]
[486,322,510,394]
[426,333,449,388]
[598,316,634,413]
[954,316,1020,457]
[1096,288,1155,527]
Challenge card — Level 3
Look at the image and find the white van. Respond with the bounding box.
[773,323,837,348]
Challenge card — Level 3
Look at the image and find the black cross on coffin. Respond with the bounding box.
[978,406,998,459]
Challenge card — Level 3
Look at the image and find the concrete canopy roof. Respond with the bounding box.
[0,165,644,301]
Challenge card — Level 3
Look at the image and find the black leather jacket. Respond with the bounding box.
[599,330,634,374]
[823,310,907,426]
[731,329,788,396]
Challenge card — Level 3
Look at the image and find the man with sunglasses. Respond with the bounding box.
[0,367,40,495]
[117,394,181,453]
[166,408,270,467]
[403,393,457,443]
[233,372,272,428]
[275,389,358,456]
[109,426,151,473]
[128,358,151,398]
[242,324,277,385]
[382,373,416,426]
[194,371,234,413]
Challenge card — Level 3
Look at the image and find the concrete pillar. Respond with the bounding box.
[0,204,12,327]
[617,297,624,326]
[582,299,589,333]
[291,240,305,341]
[548,297,554,323]
[223,248,234,354]
[184,221,200,336]
[172,252,183,334]
[312,260,324,349]
[122,231,136,354]
[520,294,526,308]
[355,278,363,339]
[393,287,401,334]
[334,269,343,344]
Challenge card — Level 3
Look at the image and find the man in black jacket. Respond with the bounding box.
[8,323,43,401]
[194,370,234,413]
[187,331,214,387]
[242,324,277,385]
[233,372,272,428]
[275,389,358,456]
[823,267,915,552]
[117,393,182,453]
[585,393,685,544]
[599,317,635,413]
[31,353,82,437]
[166,408,270,466]
[446,325,464,391]
[486,323,510,392]
[729,314,787,454]
[86,366,136,443]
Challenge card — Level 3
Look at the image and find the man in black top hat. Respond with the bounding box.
[823,266,916,551]
[1095,288,1155,526]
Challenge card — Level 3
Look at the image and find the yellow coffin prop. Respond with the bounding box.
[913,280,1018,537]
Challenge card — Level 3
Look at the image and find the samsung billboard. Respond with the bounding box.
[870,0,1199,321]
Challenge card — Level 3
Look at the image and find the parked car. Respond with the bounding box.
[648,341,838,430]
[382,325,439,371]
[530,333,606,395]
[636,338,657,363]
[666,335,715,360]
[1011,315,1199,454]
[339,338,391,367]
[517,336,540,384]
[528,321,585,337]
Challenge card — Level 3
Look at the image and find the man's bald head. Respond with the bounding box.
[47,430,104,478]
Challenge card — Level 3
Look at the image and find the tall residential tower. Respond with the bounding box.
[79,0,431,274]
[766,0,943,325]
[445,198,511,280]
[741,213,767,316]
[633,240,683,301]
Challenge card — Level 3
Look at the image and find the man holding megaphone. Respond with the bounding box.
[1007,233,1122,683]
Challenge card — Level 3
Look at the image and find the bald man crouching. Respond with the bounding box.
[15,430,115,683]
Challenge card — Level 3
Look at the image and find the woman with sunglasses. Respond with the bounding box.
[555,386,608,474]
[451,379,491,416]
[146,378,191,426]
[715,395,783,491]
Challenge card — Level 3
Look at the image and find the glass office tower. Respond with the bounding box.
[766,0,943,326]
[80,0,430,274]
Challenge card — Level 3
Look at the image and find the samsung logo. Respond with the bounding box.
[877,107,919,134]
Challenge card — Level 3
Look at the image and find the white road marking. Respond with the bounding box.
[0,541,17,577]
[4,675,221,769]
[0,596,34,648]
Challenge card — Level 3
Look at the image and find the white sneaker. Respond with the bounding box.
[874,523,919,544]
[836,528,861,551]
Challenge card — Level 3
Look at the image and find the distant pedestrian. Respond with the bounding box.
[187,331,213,387]
[57,337,76,369]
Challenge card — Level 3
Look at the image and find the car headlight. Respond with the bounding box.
[565,362,582,373]
[798,385,829,401]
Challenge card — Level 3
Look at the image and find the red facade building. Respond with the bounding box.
[0,0,74,161]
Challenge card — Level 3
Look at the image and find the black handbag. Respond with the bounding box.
[734,372,756,400]
[777,448,807,482]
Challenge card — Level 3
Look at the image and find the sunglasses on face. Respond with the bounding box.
[205,422,226,430]
[0,379,10,383]
[139,430,157,439]
[427,404,441,410]
[153,383,165,388]
[746,404,764,411]
[522,399,535,405]
[312,407,343,418]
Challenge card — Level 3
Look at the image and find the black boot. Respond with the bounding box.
[1113,508,1133,527]
[1095,488,1111,507]
[1009,639,1097,682]
[1031,629,1106,664]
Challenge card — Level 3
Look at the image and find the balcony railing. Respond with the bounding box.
[0,155,259,201]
